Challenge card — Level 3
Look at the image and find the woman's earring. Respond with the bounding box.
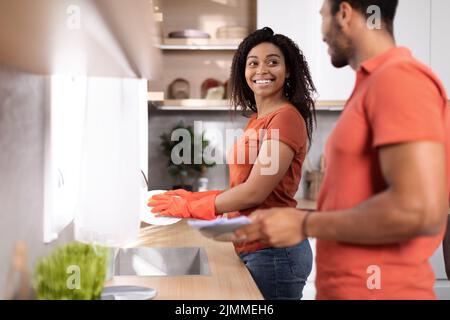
[285,79,291,97]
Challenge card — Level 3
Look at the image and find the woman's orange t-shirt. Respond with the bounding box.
[227,104,307,253]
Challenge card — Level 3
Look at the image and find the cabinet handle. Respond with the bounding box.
[141,169,149,189]
[57,169,65,188]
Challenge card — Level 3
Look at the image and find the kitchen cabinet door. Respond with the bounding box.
[431,0,450,94]
[313,0,432,100]
[75,78,145,247]
[257,0,317,61]
[310,0,355,101]
[44,77,148,244]
[394,0,431,66]
[43,76,87,243]
[257,0,354,101]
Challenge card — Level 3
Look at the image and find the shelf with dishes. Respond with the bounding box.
[155,8,251,51]
[150,99,232,111]
[148,98,345,112]
[157,38,242,51]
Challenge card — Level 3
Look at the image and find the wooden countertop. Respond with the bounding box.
[105,220,263,300]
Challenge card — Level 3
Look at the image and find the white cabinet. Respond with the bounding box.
[43,76,87,243]
[431,0,450,94]
[257,0,316,60]
[257,0,355,101]
[43,76,147,245]
[257,0,441,101]
[394,0,431,66]
[310,0,354,101]
[74,78,146,247]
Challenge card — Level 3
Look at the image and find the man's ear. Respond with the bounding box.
[336,1,354,28]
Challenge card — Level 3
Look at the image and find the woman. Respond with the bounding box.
[149,27,316,300]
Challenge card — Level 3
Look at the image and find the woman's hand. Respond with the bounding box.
[147,190,220,220]
[149,189,221,203]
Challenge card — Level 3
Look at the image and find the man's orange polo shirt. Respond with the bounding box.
[316,47,450,299]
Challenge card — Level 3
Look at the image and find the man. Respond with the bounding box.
[236,0,450,299]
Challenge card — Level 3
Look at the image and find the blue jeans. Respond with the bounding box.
[239,240,313,300]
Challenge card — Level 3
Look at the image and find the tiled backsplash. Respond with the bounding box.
[147,109,340,198]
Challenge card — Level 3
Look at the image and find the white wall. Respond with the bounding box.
[257,0,446,100]
[0,65,75,297]
[394,0,431,65]
[431,0,450,94]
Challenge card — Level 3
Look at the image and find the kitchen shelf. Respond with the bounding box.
[150,99,232,111]
[148,98,345,112]
[157,38,241,51]
[157,44,239,51]
[316,101,345,111]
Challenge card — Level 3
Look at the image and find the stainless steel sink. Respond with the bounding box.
[114,247,211,276]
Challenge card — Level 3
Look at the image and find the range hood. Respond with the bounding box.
[0,0,162,79]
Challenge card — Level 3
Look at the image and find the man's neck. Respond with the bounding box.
[349,33,396,71]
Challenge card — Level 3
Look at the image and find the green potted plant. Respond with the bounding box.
[33,242,110,300]
[160,121,216,191]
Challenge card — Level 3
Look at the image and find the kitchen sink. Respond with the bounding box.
[114,247,211,276]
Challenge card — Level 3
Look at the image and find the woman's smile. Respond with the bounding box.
[252,78,276,86]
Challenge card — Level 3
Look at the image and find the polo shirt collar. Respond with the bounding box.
[360,47,412,74]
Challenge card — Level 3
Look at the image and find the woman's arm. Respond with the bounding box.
[214,139,296,214]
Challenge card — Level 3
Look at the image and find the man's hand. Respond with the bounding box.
[234,208,308,247]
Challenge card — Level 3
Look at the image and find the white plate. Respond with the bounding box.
[188,217,252,242]
[101,286,157,300]
[141,190,182,226]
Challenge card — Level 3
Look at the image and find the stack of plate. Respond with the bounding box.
[168,29,211,39]
[188,216,252,242]
[101,286,157,300]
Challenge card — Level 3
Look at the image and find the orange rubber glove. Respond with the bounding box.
[149,189,221,202]
[147,190,222,220]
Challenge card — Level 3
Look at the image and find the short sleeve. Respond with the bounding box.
[365,64,446,148]
[263,107,307,154]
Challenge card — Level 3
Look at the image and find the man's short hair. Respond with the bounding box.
[329,0,399,34]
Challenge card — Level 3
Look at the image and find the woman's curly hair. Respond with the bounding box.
[229,27,317,146]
